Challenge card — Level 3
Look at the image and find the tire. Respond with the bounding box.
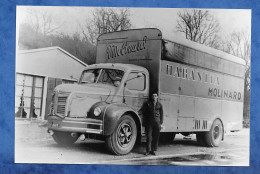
[105,115,137,155]
[196,133,207,146]
[52,131,79,145]
[160,132,176,143]
[204,119,223,147]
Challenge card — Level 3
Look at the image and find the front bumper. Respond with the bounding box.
[48,115,103,134]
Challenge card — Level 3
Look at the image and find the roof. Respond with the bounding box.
[98,28,245,66]
[97,28,162,42]
[86,63,148,72]
[18,46,88,66]
[162,34,246,66]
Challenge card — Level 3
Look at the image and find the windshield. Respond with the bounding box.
[80,68,124,87]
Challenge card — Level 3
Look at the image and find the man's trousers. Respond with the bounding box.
[146,121,160,152]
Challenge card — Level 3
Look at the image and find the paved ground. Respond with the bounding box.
[15,119,249,166]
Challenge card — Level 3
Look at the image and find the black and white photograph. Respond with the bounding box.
[15,6,251,166]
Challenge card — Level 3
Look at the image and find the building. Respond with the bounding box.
[15,47,87,120]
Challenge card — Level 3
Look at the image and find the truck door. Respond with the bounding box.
[177,64,196,132]
[159,61,180,132]
[124,71,149,112]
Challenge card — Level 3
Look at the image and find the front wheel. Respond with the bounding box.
[105,115,137,155]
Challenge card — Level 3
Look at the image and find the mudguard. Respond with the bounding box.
[102,103,142,136]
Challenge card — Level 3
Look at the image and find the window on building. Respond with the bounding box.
[15,74,44,119]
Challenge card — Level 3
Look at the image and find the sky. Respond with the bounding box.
[16,6,251,41]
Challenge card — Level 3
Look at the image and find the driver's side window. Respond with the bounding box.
[126,72,146,91]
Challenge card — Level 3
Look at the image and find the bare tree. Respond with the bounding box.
[52,32,96,64]
[221,31,250,88]
[224,31,251,87]
[176,9,221,48]
[221,31,251,126]
[25,7,63,36]
[81,8,132,44]
[223,31,251,63]
[18,7,96,64]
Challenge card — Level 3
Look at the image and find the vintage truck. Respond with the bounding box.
[47,28,245,155]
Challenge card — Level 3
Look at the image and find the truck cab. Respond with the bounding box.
[48,63,149,155]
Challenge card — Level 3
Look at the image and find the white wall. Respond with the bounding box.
[16,48,87,80]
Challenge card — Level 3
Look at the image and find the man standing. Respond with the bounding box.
[139,93,164,156]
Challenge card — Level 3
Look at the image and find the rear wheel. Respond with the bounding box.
[198,119,223,147]
[52,131,79,145]
[196,133,206,146]
[105,115,137,155]
[204,119,223,147]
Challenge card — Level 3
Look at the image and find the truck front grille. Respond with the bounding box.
[56,96,68,116]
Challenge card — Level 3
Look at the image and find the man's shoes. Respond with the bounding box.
[144,151,150,156]
[150,151,156,156]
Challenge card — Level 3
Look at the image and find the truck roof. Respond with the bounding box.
[98,28,245,66]
[162,35,246,66]
[85,63,148,72]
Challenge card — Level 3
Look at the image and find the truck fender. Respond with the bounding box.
[102,104,142,136]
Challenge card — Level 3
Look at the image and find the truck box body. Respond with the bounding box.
[96,28,245,132]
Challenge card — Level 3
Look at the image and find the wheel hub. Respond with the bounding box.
[213,125,220,140]
[117,123,132,147]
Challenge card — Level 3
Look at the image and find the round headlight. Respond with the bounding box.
[94,107,102,117]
